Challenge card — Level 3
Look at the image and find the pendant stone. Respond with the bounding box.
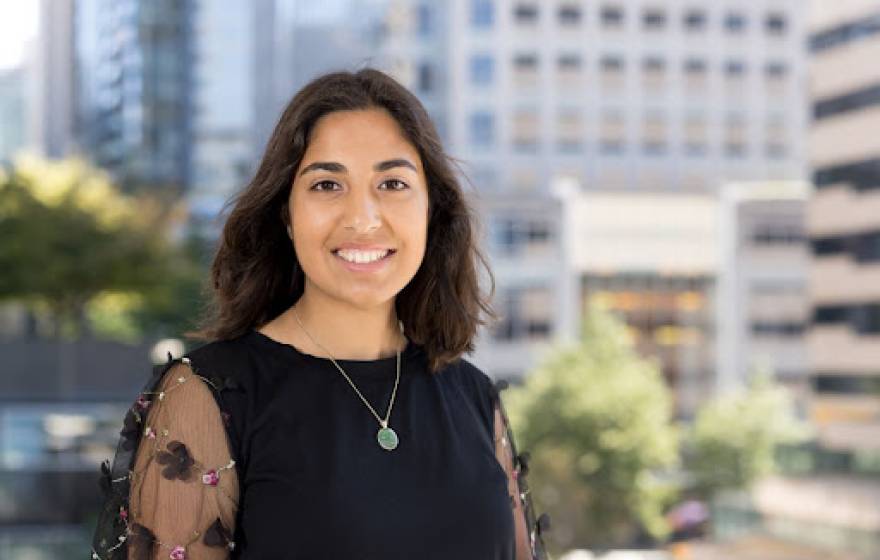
[377,426,399,450]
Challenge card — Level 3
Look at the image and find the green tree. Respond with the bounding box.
[0,154,199,340]
[685,368,811,499]
[502,302,680,552]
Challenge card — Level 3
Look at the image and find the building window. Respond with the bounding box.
[512,109,540,152]
[493,218,553,256]
[601,4,624,28]
[470,54,495,86]
[811,13,880,53]
[558,4,581,26]
[600,111,626,154]
[470,111,494,147]
[514,3,539,24]
[814,374,880,395]
[514,53,538,70]
[471,0,494,28]
[814,83,880,120]
[417,63,433,92]
[684,58,706,75]
[642,8,666,30]
[684,114,707,156]
[642,57,666,89]
[600,55,625,90]
[642,113,667,155]
[766,116,787,158]
[556,109,583,151]
[417,4,432,36]
[813,304,880,334]
[601,55,624,72]
[725,60,746,77]
[752,223,804,245]
[725,12,746,33]
[814,157,880,191]
[766,12,787,35]
[557,53,582,71]
[493,285,553,341]
[683,10,706,31]
[750,321,806,337]
[683,58,708,89]
[513,53,539,88]
[725,115,747,157]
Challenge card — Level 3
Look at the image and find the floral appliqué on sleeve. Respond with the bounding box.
[91,355,240,560]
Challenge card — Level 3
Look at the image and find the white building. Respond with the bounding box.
[383,0,809,388]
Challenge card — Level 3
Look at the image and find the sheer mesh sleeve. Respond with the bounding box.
[91,356,239,560]
[125,360,239,559]
[491,383,551,560]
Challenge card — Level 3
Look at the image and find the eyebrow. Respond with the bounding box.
[298,158,417,177]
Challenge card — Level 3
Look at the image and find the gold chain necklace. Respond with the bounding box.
[292,306,403,451]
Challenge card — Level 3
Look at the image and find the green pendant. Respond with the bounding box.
[377,426,399,450]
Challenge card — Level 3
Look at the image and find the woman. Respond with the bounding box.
[91,68,549,560]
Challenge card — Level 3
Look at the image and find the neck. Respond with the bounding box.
[281,290,406,361]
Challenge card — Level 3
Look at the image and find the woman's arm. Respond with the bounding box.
[493,402,533,560]
[126,362,239,559]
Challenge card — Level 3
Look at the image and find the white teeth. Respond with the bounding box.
[336,249,391,264]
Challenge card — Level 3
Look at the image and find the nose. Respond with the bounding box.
[344,185,381,233]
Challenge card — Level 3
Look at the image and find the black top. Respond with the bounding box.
[221,331,516,558]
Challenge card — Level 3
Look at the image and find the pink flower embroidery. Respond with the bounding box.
[201,469,220,486]
[119,505,128,520]
[135,395,151,410]
[144,426,156,439]
[169,545,186,559]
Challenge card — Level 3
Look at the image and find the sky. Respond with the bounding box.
[0,2,38,71]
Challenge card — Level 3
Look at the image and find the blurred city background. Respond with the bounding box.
[0,0,878,558]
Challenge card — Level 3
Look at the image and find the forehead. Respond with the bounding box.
[303,108,422,167]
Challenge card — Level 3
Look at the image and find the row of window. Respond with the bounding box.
[470,0,788,35]
[814,157,880,191]
[469,54,791,84]
[811,230,880,263]
[469,112,789,155]
[814,82,880,121]
[751,321,806,336]
[813,374,880,395]
[810,12,880,53]
[751,224,806,246]
[813,303,880,334]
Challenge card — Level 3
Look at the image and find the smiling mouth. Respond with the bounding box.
[331,248,397,265]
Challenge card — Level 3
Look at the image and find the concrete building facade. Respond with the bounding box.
[807,0,880,456]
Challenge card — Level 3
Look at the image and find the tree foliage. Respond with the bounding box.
[685,369,811,499]
[0,155,204,340]
[502,302,680,551]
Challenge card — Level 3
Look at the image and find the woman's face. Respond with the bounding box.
[288,107,430,311]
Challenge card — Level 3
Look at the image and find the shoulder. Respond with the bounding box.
[450,356,498,400]
[181,333,261,393]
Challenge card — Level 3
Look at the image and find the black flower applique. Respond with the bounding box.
[155,440,195,481]
[203,517,235,550]
[515,451,531,478]
[98,459,112,497]
[120,410,141,451]
[205,372,240,392]
[536,512,551,535]
[128,523,157,560]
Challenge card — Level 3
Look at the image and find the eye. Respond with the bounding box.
[310,180,341,192]
[380,179,410,191]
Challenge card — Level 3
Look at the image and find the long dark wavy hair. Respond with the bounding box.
[189,67,498,373]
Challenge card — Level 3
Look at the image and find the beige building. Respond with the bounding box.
[716,181,811,413]
[807,0,880,456]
